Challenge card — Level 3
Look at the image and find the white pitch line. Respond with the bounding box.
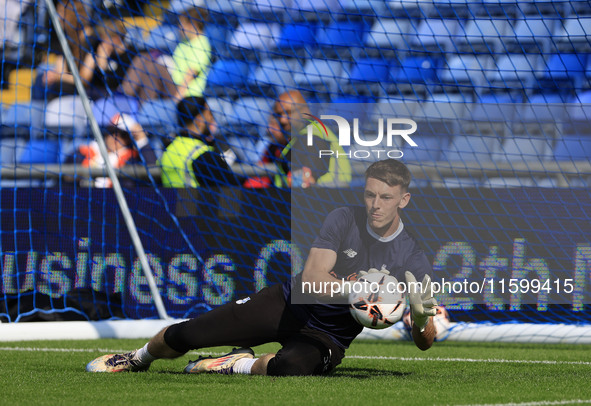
[0,347,225,355]
[453,400,591,406]
[346,355,591,366]
[1,347,591,366]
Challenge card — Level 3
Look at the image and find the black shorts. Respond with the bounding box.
[164,284,345,376]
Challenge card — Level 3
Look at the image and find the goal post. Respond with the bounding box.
[42,0,169,320]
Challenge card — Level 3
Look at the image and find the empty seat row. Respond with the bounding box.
[202,52,591,100]
[172,0,591,23]
[124,17,591,58]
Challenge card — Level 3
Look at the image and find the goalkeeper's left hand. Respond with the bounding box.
[405,271,437,332]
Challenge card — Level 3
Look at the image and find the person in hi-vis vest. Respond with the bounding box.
[159,96,242,188]
[245,91,352,189]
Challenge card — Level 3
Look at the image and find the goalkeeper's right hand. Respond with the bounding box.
[405,271,437,332]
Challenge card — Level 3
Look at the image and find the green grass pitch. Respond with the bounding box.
[1,339,590,406]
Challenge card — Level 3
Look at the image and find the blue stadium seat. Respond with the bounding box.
[91,96,140,128]
[347,58,392,96]
[401,136,445,162]
[315,21,368,59]
[0,138,26,165]
[247,58,300,97]
[363,19,416,58]
[417,96,469,120]
[410,19,462,53]
[471,0,522,18]
[228,23,281,59]
[522,94,570,127]
[205,25,230,58]
[295,0,341,11]
[482,177,535,188]
[506,18,554,53]
[341,0,388,16]
[143,25,182,55]
[206,98,234,129]
[567,0,591,16]
[442,178,482,189]
[467,95,518,138]
[124,26,147,53]
[44,96,89,137]
[475,92,524,104]
[324,95,375,122]
[427,92,474,103]
[205,59,252,98]
[390,56,442,86]
[494,136,553,162]
[542,53,588,80]
[168,0,204,14]
[204,0,247,15]
[576,90,591,103]
[293,59,349,100]
[226,97,272,137]
[1,101,44,138]
[554,135,591,161]
[521,0,565,17]
[386,0,431,18]
[292,0,342,22]
[566,94,591,134]
[413,100,465,139]
[554,17,591,52]
[136,99,178,135]
[18,139,61,164]
[246,0,292,21]
[442,135,502,162]
[440,55,492,89]
[370,98,417,123]
[277,23,317,57]
[457,19,512,54]
[225,136,269,165]
[486,54,542,90]
[430,0,471,19]
[201,1,244,26]
[2,2,36,66]
[349,58,391,82]
[539,53,588,94]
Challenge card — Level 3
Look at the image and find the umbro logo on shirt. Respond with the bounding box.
[343,248,357,258]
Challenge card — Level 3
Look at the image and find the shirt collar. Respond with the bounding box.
[366,219,404,242]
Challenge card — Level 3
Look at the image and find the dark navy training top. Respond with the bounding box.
[284,206,432,349]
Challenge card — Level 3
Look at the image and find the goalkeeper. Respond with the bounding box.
[87,159,437,376]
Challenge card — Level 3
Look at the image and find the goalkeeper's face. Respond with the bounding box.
[364,177,410,237]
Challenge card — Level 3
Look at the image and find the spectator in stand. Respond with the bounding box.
[244,90,352,188]
[66,113,157,188]
[0,0,33,88]
[55,0,93,71]
[43,19,132,101]
[159,96,242,188]
[119,6,211,103]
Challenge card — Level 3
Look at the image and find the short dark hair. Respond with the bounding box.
[365,159,411,191]
[180,6,209,32]
[176,96,208,127]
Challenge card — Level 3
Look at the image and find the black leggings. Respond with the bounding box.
[163,284,344,376]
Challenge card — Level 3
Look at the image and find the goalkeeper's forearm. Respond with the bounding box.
[411,317,435,351]
[301,270,352,301]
